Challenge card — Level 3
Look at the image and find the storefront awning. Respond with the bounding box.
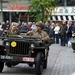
[49,16,75,21]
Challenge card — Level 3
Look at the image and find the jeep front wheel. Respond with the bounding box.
[35,52,44,75]
[0,62,4,72]
[43,57,47,69]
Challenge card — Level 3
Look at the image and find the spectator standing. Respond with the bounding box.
[20,22,28,33]
[49,22,55,39]
[17,20,21,30]
[54,23,60,44]
[1,21,7,30]
[1,21,8,35]
[28,22,32,31]
[59,21,66,46]
[72,22,75,37]
[66,21,72,44]
[31,22,37,31]
[5,20,10,30]
[43,21,50,35]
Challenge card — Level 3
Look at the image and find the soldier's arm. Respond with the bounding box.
[26,31,33,36]
[41,31,50,42]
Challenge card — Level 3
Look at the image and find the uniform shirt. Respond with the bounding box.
[7,29,20,35]
[30,30,50,42]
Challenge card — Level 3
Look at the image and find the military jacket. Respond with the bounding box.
[7,29,20,35]
[31,30,50,42]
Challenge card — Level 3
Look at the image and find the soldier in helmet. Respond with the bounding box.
[27,21,50,42]
[7,22,20,35]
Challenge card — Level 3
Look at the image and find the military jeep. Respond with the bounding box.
[0,34,52,75]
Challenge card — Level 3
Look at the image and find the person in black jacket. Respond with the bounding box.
[20,22,28,33]
[66,21,72,44]
[71,22,75,38]
[59,21,66,46]
[1,21,7,30]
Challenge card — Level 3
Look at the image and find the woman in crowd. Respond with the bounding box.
[54,23,60,44]
[7,22,20,35]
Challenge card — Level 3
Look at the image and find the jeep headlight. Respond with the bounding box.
[31,44,35,48]
[6,42,10,46]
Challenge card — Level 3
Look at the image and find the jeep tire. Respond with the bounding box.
[43,57,47,69]
[0,62,4,72]
[35,52,44,75]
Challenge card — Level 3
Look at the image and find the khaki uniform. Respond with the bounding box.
[30,30,50,42]
[27,21,50,43]
[7,29,20,35]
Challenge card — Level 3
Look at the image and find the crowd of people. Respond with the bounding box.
[0,20,75,47]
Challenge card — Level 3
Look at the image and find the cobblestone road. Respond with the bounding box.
[0,44,75,75]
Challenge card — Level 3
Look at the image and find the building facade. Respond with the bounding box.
[0,0,34,23]
[0,0,75,23]
[49,0,75,22]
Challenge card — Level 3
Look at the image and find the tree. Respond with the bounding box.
[28,0,59,22]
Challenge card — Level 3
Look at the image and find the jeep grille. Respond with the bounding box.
[9,41,29,55]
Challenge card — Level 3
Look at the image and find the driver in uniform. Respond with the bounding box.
[27,21,50,43]
[27,21,50,67]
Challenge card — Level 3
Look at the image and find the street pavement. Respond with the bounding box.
[0,44,75,75]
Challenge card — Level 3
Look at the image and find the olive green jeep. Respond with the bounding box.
[0,33,53,75]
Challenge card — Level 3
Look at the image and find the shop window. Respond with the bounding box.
[67,0,75,6]
[58,0,64,6]
[3,12,9,22]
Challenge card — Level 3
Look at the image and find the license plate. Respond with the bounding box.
[0,55,13,60]
[22,57,34,62]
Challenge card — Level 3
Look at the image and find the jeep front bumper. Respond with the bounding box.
[0,55,35,63]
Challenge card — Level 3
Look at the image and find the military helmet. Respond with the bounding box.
[36,21,42,27]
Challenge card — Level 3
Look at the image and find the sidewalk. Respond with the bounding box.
[45,44,75,75]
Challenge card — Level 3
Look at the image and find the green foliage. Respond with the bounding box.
[28,0,59,22]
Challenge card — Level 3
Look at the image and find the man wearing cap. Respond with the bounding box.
[27,21,50,42]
